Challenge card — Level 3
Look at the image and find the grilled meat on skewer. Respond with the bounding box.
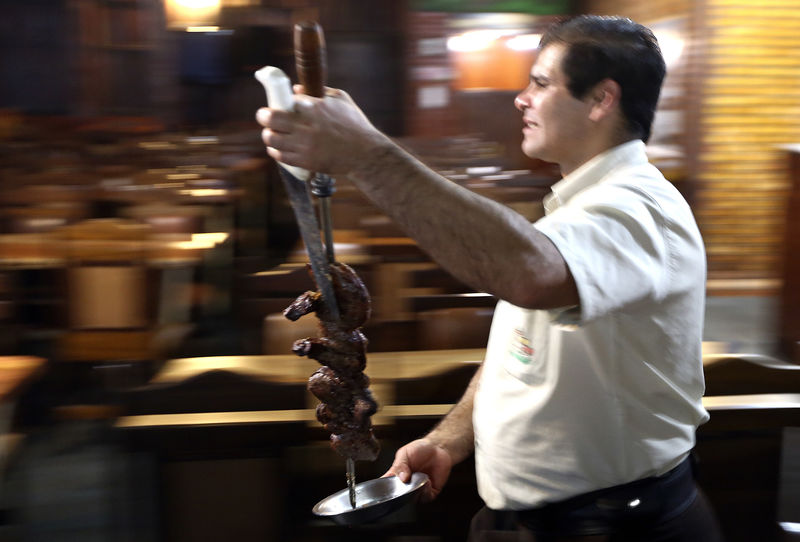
[284,262,370,331]
[292,329,367,373]
[284,262,379,462]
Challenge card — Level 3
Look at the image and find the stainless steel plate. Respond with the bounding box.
[312,472,430,525]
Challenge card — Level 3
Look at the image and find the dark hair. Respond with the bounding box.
[539,15,666,143]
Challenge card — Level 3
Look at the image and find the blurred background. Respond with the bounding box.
[0,0,799,540]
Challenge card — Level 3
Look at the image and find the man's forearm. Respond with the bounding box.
[347,137,576,310]
[425,364,482,465]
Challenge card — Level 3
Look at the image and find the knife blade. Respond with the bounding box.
[255,66,340,322]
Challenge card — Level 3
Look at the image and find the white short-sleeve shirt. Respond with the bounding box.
[472,140,709,510]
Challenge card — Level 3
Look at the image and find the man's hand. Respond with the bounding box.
[383,438,454,502]
[383,366,480,502]
[255,87,389,178]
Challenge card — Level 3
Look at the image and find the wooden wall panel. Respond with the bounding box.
[691,0,800,279]
[583,0,800,282]
[579,0,693,200]
[70,0,164,116]
[403,11,460,137]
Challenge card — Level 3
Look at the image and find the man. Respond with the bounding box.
[257,15,722,542]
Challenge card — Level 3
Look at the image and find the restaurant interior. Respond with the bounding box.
[0,0,799,540]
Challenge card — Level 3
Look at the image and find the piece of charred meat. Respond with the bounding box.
[284,262,370,331]
[284,262,379,462]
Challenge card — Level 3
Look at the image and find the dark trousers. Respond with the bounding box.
[467,459,724,542]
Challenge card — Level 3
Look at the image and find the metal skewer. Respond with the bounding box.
[346,458,356,509]
[310,174,336,263]
[295,20,356,510]
[295,21,337,264]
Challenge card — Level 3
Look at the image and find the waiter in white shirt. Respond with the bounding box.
[257,14,723,542]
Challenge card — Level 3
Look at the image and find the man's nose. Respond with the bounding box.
[514,94,528,111]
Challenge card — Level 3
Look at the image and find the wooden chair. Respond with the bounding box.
[54,219,162,391]
[115,366,309,542]
[120,202,207,235]
[393,362,480,405]
[409,265,472,294]
[410,292,497,313]
[121,368,307,415]
[240,264,315,298]
[695,395,800,542]
[778,427,800,541]
[703,353,800,396]
[416,306,495,350]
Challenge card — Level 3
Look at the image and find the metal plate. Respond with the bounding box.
[312,473,430,525]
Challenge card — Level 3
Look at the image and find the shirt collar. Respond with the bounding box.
[543,140,648,215]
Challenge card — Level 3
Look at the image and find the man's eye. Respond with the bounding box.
[533,78,547,88]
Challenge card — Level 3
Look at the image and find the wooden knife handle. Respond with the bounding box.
[294,21,327,98]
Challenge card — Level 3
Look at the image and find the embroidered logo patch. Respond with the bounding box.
[509,327,534,364]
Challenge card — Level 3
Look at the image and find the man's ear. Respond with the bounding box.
[588,78,621,122]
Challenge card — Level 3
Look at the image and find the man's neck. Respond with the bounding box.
[559,135,638,177]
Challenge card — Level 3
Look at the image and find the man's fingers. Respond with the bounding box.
[255,107,270,126]
[256,107,308,131]
[261,128,291,149]
[380,466,407,481]
[264,146,307,169]
[293,97,314,115]
[383,454,412,483]
[324,87,343,98]
[324,87,353,103]
[394,467,410,483]
[264,145,282,162]
[262,124,312,154]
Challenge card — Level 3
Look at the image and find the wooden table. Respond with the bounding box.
[121,343,800,433]
[0,232,228,269]
[150,348,486,386]
[117,349,484,432]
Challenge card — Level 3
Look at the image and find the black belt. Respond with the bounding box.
[515,457,698,538]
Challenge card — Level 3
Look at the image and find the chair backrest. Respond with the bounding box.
[243,264,315,298]
[55,219,159,363]
[409,265,471,294]
[122,368,308,415]
[703,354,800,396]
[416,307,495,350]
[393,362,480,405]
[778,427,800,529]
[57,218,154,330]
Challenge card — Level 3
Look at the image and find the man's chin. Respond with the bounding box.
[521,143,546,161]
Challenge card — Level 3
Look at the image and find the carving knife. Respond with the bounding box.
[254,66,340,322]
